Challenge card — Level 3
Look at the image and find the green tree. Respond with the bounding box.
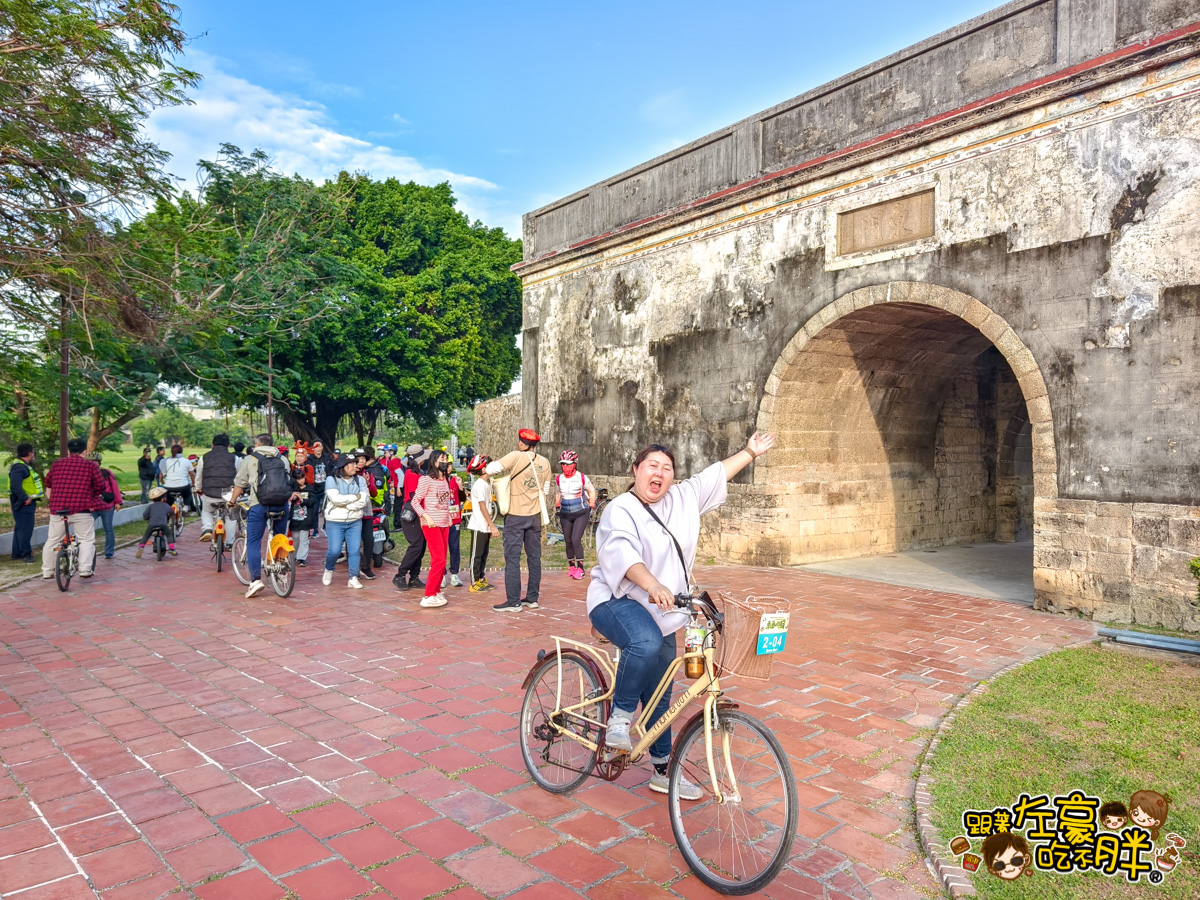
[0,0,197,454]
[265,176,522,445]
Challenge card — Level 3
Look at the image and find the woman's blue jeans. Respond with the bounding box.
[324,519,361,576]
[589,597,678,762]
[92,508,116,558]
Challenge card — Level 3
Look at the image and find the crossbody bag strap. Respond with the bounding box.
[639,500,694,591]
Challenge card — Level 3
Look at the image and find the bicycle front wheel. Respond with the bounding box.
[519,655,604,794]
[55,547,72,592]
[269,551,296,598]
[231,536,250,586]
[669,709,797,895]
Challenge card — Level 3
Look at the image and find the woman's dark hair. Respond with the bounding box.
[171,444,183,455]
[427,450,448,479]
[627,444,675,492]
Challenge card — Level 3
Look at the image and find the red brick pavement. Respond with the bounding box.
[0,544,1095,899]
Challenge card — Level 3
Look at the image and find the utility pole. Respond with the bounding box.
[58,292,70,457]
[267,337,274,438]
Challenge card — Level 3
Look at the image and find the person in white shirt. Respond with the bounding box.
[465,455,500,592]
[587,431,776,798]
[553,449,596,580]
[158,444,196,513]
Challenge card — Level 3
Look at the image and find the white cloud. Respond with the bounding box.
[146,53,497,209]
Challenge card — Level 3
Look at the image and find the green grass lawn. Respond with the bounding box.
[927,645,1200,898]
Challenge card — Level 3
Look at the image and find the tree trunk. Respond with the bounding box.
[59,293,70,456]
[86,384,156,453]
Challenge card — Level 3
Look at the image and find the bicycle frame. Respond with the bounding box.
[543,635,735,803]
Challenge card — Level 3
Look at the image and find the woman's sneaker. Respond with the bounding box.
[649,771,703,800]
[449,573,462,587]
[604,719,632,752]
[469,579,491,593]
[322,569,333,586]
[348,577,363,589]
[420,593,448,608]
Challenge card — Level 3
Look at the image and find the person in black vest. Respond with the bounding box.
[8,443,40,562]
[308,439,335,539]
[392,447,428,591]
[195,433,239,543]
[358,447,389,580]
[137,447,156,502]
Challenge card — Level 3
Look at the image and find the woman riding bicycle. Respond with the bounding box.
[587,431,775,797]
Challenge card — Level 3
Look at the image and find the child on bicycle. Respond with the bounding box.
[587,431,775,797]
[135,486,176,558]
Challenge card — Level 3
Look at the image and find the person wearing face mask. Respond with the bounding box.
[409,449,454,608]
[553,450,596,579]
[587,431,775,797]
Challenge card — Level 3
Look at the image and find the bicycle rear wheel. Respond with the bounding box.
[214,534,224,572]
[231,536,250,585]
[55,546,72,592]
[519,655,605,793]
[268,551,296,598]
[668,709,797,895]
[174,510,185,539]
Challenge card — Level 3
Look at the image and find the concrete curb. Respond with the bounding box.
[0,535,143,592]
[912,634,1099,898]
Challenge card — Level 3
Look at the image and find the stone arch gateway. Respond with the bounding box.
[483,1,1200,630]
[754,282,1052,565]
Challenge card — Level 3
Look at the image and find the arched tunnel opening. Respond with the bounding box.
[768,301,1035,561]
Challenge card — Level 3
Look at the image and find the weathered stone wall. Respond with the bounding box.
[473,394,521,461]
[514,11,1200,628]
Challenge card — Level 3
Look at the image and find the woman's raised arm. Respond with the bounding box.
[720,432,776,481]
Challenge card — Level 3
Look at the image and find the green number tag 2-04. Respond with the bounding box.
[756,612,790,655]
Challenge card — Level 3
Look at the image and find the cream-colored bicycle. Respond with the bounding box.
[518,592,798,895]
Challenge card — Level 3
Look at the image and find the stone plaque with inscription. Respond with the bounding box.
[837,190,934,256]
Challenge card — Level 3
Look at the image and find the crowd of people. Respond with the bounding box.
[8,423,776,799]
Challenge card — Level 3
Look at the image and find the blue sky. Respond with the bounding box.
[149,0,1000,238]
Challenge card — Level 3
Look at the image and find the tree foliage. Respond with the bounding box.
[176,172,522,445]
[130,407,248,449]
[0,0,197,294]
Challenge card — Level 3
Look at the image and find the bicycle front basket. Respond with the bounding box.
[713,591,792,682]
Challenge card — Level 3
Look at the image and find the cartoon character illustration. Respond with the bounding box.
[1129,790,1171,840]
[982,831,1031,881]
[1099,800,1128,831]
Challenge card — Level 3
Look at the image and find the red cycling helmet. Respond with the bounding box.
[558,450,578,465]
[467,454,490,474]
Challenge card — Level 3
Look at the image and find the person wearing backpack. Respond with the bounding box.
[229,434,299,598]
[88,454,124,560]
[554,450,596,579]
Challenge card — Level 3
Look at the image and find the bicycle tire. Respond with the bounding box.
[55,546,72,592]
[174,510,185,539]
[155,535,165,562]
[214,534,224,573]
[269,550,296,598]
[668,709,797,894]
[231,536,250,586]
[519,655,604,794]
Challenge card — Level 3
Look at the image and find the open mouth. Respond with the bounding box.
[647,478,664,496]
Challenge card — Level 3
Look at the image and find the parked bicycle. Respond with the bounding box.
[229,501,296,597]
[51,511,80,592]
[518,591,797,894]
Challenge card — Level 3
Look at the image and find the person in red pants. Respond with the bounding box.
[408,449,453,608]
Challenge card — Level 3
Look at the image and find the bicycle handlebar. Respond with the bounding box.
[673,591,724,626]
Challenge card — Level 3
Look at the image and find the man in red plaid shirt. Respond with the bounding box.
[41,438,107,579]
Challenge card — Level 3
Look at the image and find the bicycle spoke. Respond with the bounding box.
[519,656,602,793]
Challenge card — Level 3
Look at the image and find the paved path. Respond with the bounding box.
[0,541,1095,900]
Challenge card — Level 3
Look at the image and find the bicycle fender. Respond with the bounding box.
[520,648,610,696]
